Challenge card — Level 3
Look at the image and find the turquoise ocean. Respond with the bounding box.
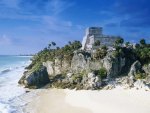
[0,55,31,113]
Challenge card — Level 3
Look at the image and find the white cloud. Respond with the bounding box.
[42,16,73,31]
[49,0,74,15]
[0,35,12,45]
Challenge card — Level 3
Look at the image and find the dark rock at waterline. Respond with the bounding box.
[25,90,30,93]
[18,66,50,88]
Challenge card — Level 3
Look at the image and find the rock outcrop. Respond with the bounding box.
[103,54,126,79]
[143,64,150,84]
[134,79,150,91]
[128,61,142,77]
[143,64,150,74]
[82,72,102,90]
[18,66,49,88]
[124,60,142,87]
[43,61,54,77]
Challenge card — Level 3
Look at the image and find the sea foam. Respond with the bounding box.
[0,56,31,113]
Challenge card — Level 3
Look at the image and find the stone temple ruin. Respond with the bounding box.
[82,27,119,50]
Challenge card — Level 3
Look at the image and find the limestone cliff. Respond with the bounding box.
[18,66,49,88]
[19,49,145,90]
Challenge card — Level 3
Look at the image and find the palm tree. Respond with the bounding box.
[68,41,72,45]
[125,42,130,47]
[48,43,51,50]
[115,37,124,46]
[51,42,56,46]
[140,39,146,46]
[56,47,60,50]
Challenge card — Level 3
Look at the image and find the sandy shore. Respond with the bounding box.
[23,88,150,113]
[23,89,92,113]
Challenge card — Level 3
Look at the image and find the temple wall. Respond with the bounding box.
[82,27,119,50]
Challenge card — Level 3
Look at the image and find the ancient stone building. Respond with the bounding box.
[82,27,119,50]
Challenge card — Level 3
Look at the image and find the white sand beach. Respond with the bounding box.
[24,88,150,113]
[23,89,92,113]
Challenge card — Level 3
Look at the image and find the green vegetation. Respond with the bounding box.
[135,71,146,80]
[94,46,108,59]
[113,38,150,65]
[134,39,150,64]
[113,37,125,57]
[94,40,101,46]
[115,37,124,46]
[30,63,43,73]
[94,67,107,79]
[112,45,126,57]
[125,41,130,47]
[26,41,82,71]
[140,39,146,46]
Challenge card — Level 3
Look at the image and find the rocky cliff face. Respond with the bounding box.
[143,64,150,75]
[143,64,150,84]
[18,66,49,88]
[19,50,150,90]
[46,52,126,78]
[103,53,126,78]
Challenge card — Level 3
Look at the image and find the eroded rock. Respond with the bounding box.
[103,54,126,79]
[128,60,142,77]
[83,72,102,90]
[143,64,150,74]
[18,66,49,88]
[134,79,150,91]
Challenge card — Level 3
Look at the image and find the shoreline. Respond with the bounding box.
[0,56,32,113]
[22,87,150,113]
[22,89,92,113]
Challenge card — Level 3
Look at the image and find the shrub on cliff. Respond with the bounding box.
[113,38,150,64]
[135,71,146,80]
[94,46,108,59]
[94,67,107,79]
[94,40,101,46]
[112,46,124,57]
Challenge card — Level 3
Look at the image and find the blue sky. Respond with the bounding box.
[0,0,150,55]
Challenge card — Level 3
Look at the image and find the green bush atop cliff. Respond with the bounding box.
[26,41,82,70]
[94,46,108,59]
[114,37,124,46]
[112,46,124,57]
[134,39,150,64]
[112,39,150,65]
[30,63,43,73]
